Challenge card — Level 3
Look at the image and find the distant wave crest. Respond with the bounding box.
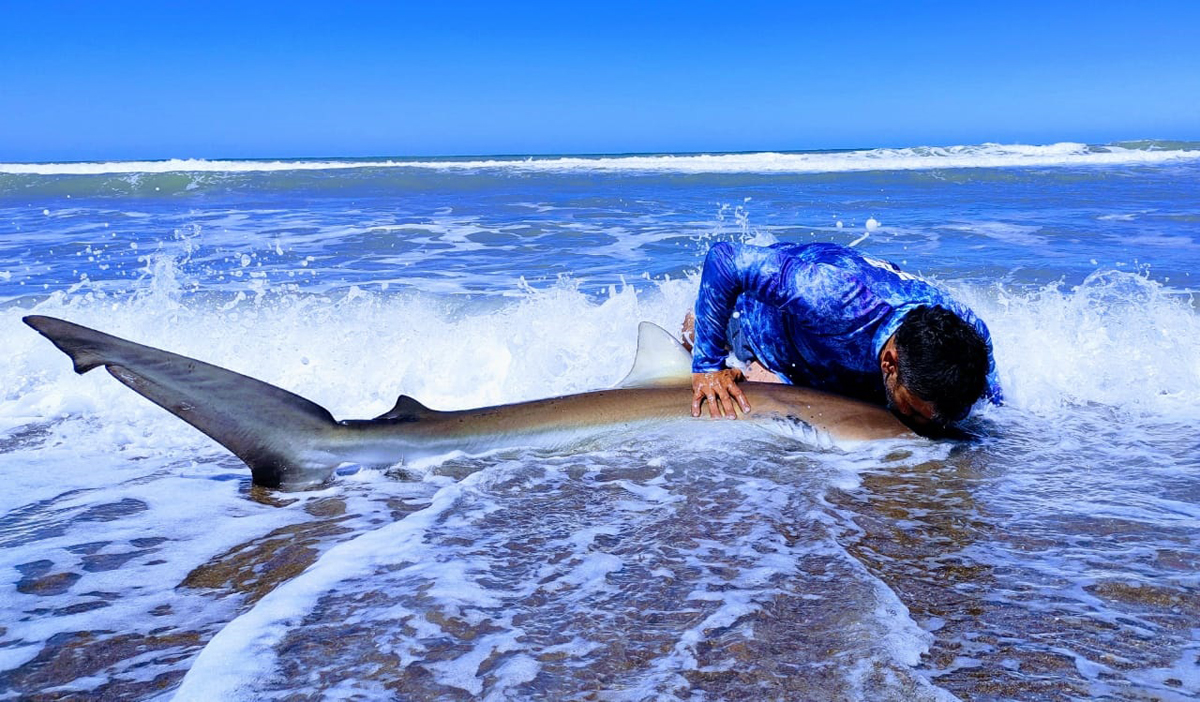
[3,141,1200,176]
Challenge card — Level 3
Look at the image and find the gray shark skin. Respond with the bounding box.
[23,315,913,489]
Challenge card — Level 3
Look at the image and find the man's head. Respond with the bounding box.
[879,305,989,430]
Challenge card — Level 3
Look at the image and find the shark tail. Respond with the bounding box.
[23,315,341,488]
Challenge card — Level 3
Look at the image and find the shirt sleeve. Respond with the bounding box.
[958,308,1003,405]
[691,242,888,372]
[692,242,760,372]
[976,323,1004,405]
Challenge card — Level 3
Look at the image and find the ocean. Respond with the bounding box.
[1,141,1198,700]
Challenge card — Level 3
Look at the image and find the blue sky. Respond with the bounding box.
[2,1,1197,161]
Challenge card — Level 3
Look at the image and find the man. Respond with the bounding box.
[685,241,1000,433]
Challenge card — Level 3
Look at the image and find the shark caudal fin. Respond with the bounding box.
[616,321,693,388]
[23,315,340,489]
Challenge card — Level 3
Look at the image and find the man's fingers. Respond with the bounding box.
[727,382,751,414]
[692,370,751,419]
[714,386,736,419]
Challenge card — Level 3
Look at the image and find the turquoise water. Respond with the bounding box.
[1,142,1199,699]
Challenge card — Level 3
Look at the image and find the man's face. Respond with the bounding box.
[879,338,947,434]
[880,341,939,430]
[884,378,940,431]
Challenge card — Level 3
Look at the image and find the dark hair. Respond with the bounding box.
[893,305,989,423]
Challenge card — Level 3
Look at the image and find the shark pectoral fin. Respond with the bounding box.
[616,321,694,388]
[373,395,436,422]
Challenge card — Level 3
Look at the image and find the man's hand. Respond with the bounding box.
[691,369,751,419]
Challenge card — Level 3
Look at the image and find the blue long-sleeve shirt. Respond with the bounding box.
[692,242,1001,405]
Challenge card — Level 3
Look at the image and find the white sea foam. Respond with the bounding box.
[940,221,1047,248]
[5,259,1197,472]
[958,270,1200,418]
[4,142,1200,175]
[171,474,472,700]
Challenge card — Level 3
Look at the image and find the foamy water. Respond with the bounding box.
[2,142,1198,700]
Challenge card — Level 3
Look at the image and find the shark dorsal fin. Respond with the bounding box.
[616,321,693,388]
[374,395,434,422]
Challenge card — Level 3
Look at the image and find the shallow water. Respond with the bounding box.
[1,143,1199,700]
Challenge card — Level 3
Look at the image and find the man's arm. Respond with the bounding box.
[692,242,787,373]
[984,374,1003,405]
[690,242,782,418]
[981,339,1003,405]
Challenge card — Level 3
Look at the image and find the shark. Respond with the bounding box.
[23,315,913,489]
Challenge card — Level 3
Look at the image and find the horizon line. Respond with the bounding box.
[4,137,1199,167]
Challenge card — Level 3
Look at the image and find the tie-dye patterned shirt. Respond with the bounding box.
[692,242,1002,405]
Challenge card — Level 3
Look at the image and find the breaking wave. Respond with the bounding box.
[3,141,1199,176]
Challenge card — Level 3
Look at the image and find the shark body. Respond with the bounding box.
[24,315,912,489]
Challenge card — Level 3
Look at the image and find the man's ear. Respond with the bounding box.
[879,345,898,378]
